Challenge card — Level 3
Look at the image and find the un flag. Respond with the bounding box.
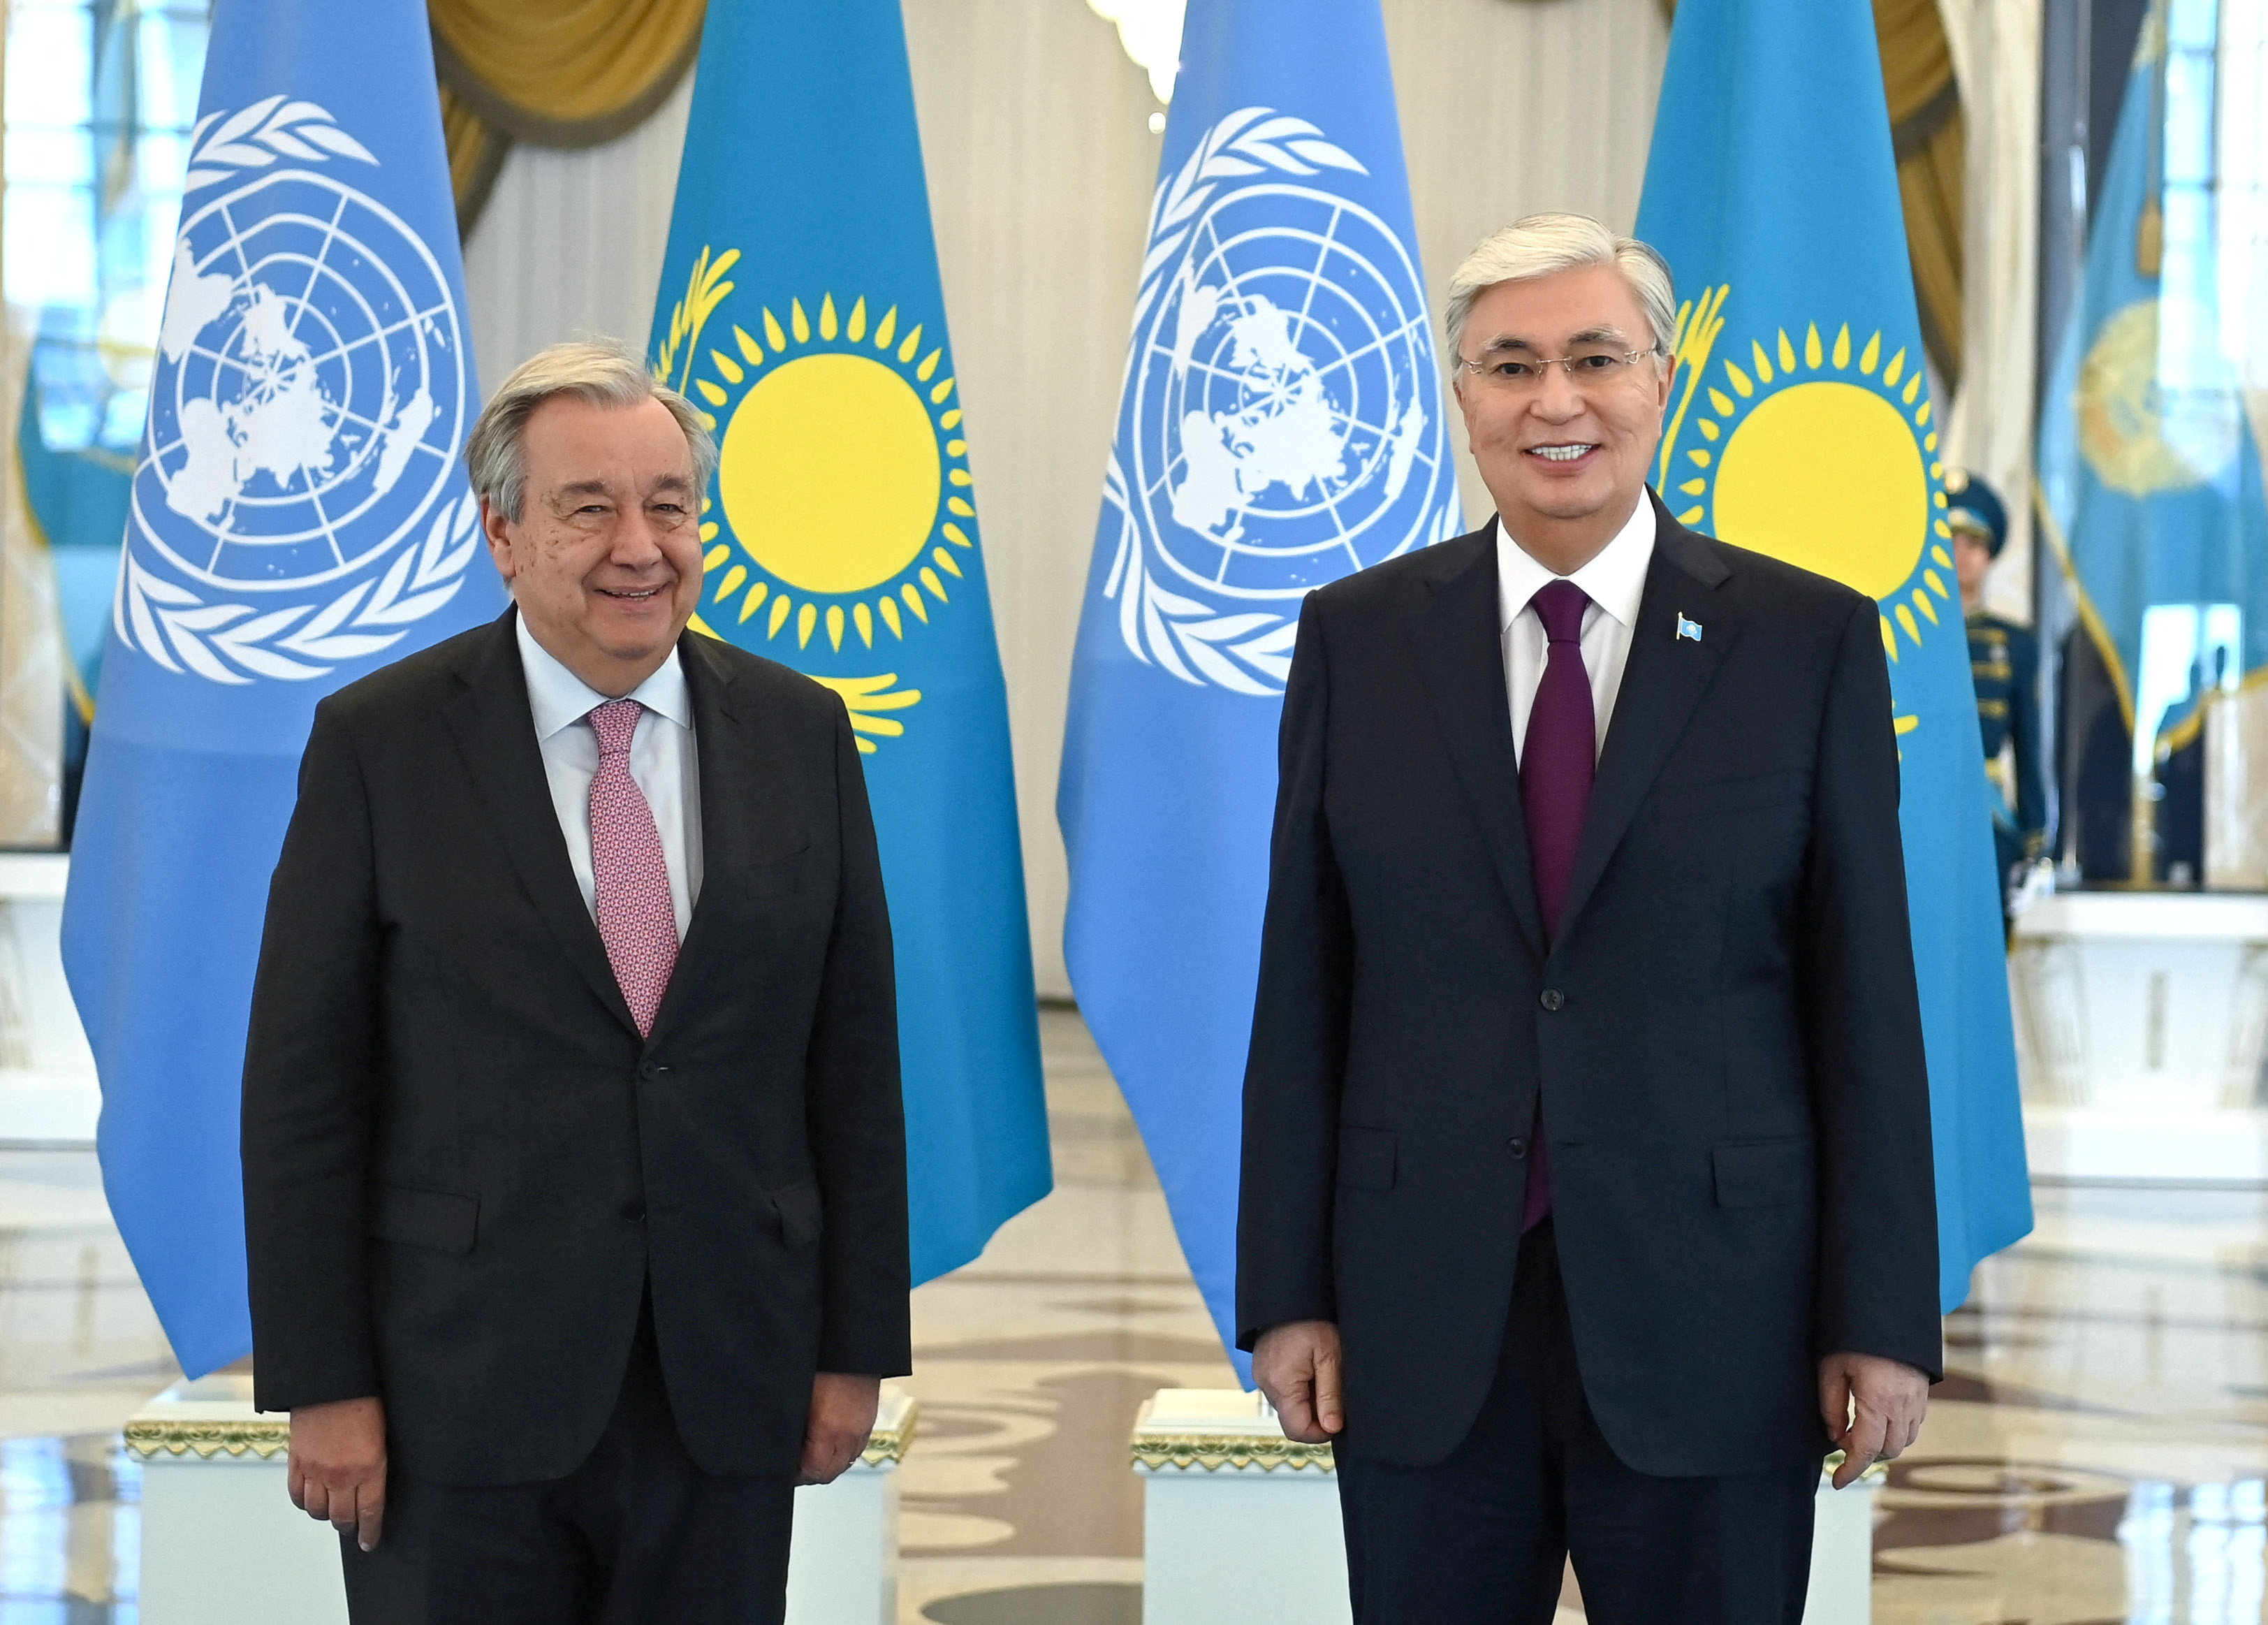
[1636,0,2031,1310]
[648,0,1050,1284]
[1060,0,1461,1372]
[62,0,501,1375]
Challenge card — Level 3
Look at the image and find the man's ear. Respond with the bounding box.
[479,495,516,582]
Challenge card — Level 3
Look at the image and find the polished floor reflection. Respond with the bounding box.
[895,1007,1231,1621]
[1876,1183,2268,1624]
[0,1149,177,1619]
[2,1016,2267,1620]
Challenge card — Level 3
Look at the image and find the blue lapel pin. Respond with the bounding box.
[1676,614,1704,643]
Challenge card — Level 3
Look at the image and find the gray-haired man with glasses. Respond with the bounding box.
[1237,213,1940,1622]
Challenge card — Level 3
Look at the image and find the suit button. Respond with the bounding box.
[620,1201,645,1223]
[1539,989,1565,1012]
[1507,1137,1528,1159]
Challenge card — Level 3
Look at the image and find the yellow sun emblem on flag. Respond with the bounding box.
[1655,284,1957,670]
[654,246,977,751]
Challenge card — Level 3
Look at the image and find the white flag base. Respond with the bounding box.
[1132,1388,1881,1624]
[126,1375,913,1624]
[2012,889,2268,1182]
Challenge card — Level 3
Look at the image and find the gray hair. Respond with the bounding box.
[464,340,719,523]
[1442,213,1678,367]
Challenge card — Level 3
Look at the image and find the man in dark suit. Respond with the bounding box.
[242,340,909,1624]
[1237,214,1940,1622]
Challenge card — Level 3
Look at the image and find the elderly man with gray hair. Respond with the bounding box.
[1236,214,1941,1619]
[241,340,909,1624]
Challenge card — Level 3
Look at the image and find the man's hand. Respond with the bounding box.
[288,1396,388,1550]
[798,1372,881,1485]
[1254,1320,1344,1443]
[1819,1350,1928,1489]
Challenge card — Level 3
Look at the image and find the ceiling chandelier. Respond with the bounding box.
[1086,0,1186,105]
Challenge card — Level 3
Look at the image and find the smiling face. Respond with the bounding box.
[482,393,705,697]
[1453,261,1674,573]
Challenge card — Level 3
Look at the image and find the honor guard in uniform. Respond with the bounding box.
[1949,471,2045,929]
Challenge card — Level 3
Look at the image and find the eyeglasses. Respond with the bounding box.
[1454,347,1662,391]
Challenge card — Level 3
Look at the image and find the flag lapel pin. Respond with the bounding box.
[1676,614,1704,643]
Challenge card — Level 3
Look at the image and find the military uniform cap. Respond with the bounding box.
[1944,469,2008,558]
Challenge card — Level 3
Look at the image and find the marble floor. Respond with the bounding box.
[1,1009,2267,1619]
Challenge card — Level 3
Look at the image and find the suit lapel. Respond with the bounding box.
[441,611,639,1036]
[645,629,801,1039]
[1553,503,1739,942]
[1408,531,1547,956]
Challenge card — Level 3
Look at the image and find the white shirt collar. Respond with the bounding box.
[1495,493,1658,634]
[514,611,692,741]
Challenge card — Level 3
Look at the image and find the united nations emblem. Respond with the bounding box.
[116,98,480,685]
[1104,107,1462,696]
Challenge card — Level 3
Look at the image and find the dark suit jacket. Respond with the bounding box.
[1236,496,1942,1478]
[242,609,910,1485]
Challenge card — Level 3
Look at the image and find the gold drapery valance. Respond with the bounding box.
[430,0,707,237]
[1655,0,1966,387]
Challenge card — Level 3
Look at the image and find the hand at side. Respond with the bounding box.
[1254,1320,1345,1443]
[799,1372,881,1485]
[1819,1350,1928,1489]
[288,1395,388,1550]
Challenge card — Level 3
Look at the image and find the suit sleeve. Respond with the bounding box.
[1802,596,1944,1380]
[805,697,912,1376]
[241,697,383,1413]
[1235,593,1354,1350]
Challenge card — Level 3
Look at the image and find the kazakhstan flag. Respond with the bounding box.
[1637,0,2031,1310]
[648,0,1050,1282]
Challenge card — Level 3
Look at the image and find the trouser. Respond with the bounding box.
[340,1292,793,1625]
[1335,1220,1817,1625]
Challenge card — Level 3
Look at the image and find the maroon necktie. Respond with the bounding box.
[1519,580,1595,1232]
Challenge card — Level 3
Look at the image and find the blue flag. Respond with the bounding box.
[2037,1,2268,864]
[1636,0,2031,1310]
[647,0,1049,1283]
[1058,0,1461,1372]
[61,0,501,1375]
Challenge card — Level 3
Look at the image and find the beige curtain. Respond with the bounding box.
[1940,0,2040,626]
[1658,0,1967,386]
[430,0,708,235]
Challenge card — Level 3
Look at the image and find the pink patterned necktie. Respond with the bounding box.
[1519,580,1596,1233]
[588,699,678,1037]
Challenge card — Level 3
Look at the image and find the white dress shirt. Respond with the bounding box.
[515,615,703,941]
[1497,497,1658,764]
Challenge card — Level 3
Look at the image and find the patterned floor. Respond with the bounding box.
[0,1010,2265,1620]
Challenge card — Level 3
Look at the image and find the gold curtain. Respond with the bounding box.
[1655,0,1966,386]
[430,0,707,237]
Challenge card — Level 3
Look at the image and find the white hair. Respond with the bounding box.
[1442,213,1678,366]
[464,339,718,523]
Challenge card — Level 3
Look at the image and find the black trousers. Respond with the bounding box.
[340,1294,793,1625]
[1336,1222,1817,1625]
